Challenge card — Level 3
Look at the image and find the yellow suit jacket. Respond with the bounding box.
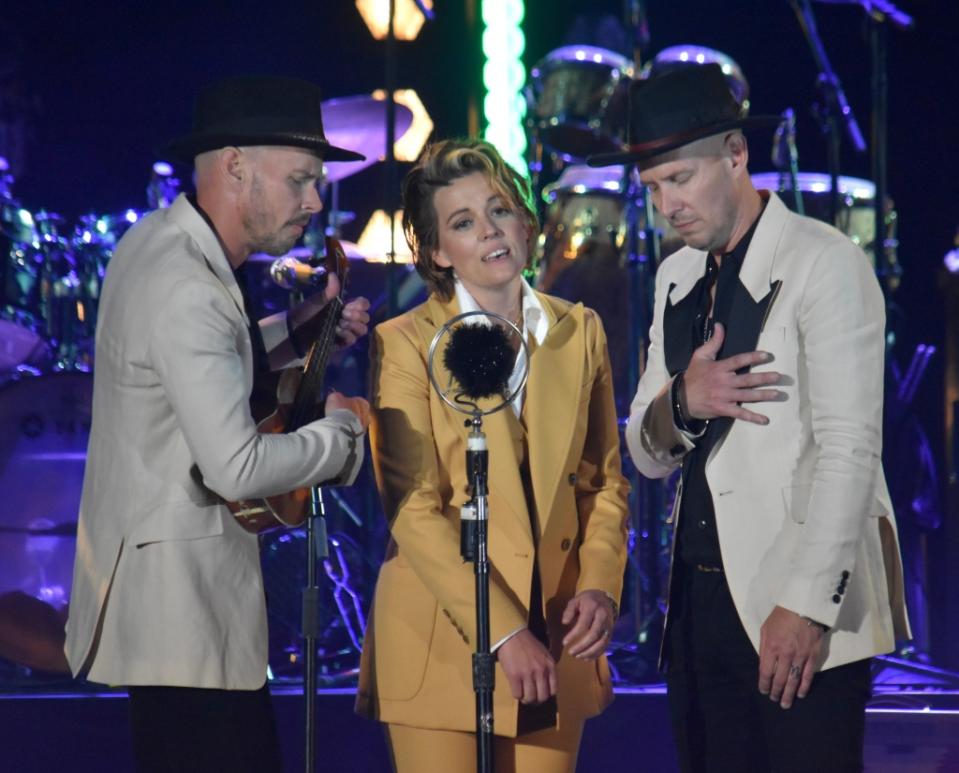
[356,291,629,735]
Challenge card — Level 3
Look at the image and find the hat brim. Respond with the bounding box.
[586,115,780,168]
[164,132,366,164]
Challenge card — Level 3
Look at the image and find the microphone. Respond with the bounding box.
[442,323,514,401]
[812,0,914,30]
[771,108,797,171]
[270,256,328,290]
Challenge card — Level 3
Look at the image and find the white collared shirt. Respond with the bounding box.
[453,276,550,418]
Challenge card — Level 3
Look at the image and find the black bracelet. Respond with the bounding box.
[671,371,706,435]
[671,371,691,432]
[286,313,307,359]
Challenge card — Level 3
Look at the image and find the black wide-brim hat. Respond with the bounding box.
[587,63,779,168]
[165,75,366,164]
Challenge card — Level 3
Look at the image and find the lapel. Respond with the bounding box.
[415,294,533,543]
[663,255,707,377]
[167,193,249,326]
[523,294,584,536]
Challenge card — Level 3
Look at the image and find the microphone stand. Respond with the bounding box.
[303,485,328,773]
[427,311,531,773]
[464,412,494,773]
[789,0,867,225]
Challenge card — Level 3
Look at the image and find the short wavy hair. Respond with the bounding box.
[401,138,538,300]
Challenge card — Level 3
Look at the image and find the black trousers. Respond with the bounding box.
[128,683,283,773]
[665,564,871,773]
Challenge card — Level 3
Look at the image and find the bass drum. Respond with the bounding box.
[0,373,91,608]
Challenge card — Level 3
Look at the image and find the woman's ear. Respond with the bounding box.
[433,249,452,269]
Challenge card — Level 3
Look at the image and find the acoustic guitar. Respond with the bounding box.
[228,237,350,534]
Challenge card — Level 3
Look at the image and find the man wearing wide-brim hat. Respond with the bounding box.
[591,64,910,772]
[65,75,372,772]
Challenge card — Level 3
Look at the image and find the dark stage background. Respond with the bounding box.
[1,0,957,665]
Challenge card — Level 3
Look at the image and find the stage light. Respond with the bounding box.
[372,88,433,161]
[357,209,413,263]
[481,0,527,175]
[356,0,433,41]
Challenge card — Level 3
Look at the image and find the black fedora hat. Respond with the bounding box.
[587,63,779,168]
[165,75,366,164]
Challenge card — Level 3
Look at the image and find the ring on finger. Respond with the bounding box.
[788,663,802,679]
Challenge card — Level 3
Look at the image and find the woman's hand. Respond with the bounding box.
[497,629,557,704]
[561,589,616,660]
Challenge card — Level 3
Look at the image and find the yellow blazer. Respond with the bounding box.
[356,290,629,736]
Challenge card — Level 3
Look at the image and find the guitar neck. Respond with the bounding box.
[286,295,343,432]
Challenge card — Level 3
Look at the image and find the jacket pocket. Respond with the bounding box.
[129,501,226,547]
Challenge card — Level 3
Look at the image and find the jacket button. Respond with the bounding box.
[841,570,850,580]
[832,594,841,604]
[561,538,572,551]
[567,473,577,485]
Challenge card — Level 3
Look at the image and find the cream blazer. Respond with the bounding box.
[356,292,629,736]
[65,194,364,689]
[626,193,910,671]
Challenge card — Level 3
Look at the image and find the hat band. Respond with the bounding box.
[627,122,735,156]
[195,115,326,138]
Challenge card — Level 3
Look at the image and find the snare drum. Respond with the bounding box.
[536,163,630,290]
[527,45,635,160]
[0,373,91,607]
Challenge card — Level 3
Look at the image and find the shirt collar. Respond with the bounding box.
[452,276,550,346]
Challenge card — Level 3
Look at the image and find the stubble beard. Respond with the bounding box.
[243,174,302,256]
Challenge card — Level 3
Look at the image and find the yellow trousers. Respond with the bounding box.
[386,719,585,773]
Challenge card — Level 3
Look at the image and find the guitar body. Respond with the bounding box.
[227,407,312,533]
[227,238,350,535]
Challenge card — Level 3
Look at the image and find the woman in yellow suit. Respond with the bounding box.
[356,138,629,772]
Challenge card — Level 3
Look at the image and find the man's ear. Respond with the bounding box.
[726,131,749,173]
[219,146,247,185]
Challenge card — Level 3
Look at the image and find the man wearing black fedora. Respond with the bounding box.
[65,75,372,772]
[592,64,910,771]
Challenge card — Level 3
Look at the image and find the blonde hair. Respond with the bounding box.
[401,138,538,300]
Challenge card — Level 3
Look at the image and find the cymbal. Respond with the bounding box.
[321,95,414,183]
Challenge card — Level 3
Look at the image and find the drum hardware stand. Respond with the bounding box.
[427,311,531,773]
[772,108,805,216]
[623,170,669,670]
[789,0,867,226]
[864,0,912,299]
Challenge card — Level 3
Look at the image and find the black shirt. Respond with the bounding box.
[676,206,765,569]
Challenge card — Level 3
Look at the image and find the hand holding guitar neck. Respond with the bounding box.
[229,237,369,533]
[288,272,371,350]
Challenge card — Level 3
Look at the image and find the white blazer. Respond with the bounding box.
[626,193,910,671]
[65,194,364,689]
